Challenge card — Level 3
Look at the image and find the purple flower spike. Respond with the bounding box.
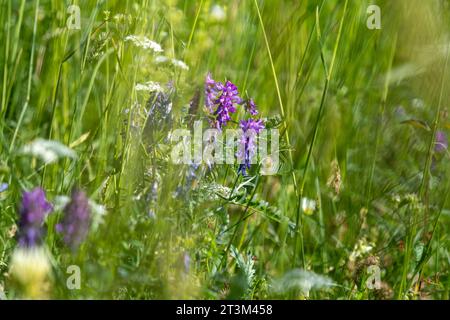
[205,73,241,129]
[18,187,53,247]
[57,189,91,249]
[245,98,259,116]
[236,119,265,175]
[435,131,448,153]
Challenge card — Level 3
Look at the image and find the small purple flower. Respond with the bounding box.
[146,180,159,203]
[146,180,158,219]
[0,183,8,193]
[245,98,259,116]
[435,131,448,153]
[183,252,190,274]
[56,189,91,249]
[18,187,52,247]
[204,73,220,113]
[204,73,241,129]
[236,119,265,175]
[174,163,199,198]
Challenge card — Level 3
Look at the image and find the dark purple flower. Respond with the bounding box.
[245,98,259,116]
[236,119,265,175]
[435,131,448,153]
[18,187,52,247]
[204,73,241,129]
[56,189,91,249]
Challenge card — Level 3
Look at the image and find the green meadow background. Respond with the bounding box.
[1,0,450,299]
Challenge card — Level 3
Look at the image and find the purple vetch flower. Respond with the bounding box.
[56,189,91,249]
[0,183,8,193]
[435,131,448,153]
[18,188,53,247]
[245,98,259,116]
[143,82,174,144]
[204,73,242,129]
[236,119,265,175]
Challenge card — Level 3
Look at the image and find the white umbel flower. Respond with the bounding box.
[154,55,189,70]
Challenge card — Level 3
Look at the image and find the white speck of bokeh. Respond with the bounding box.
[155,55,169,64]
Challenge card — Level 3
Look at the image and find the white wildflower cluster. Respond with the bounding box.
[197,182,232,201]
[135,81,163,92]
[53,195,106,231]
[349,238,374,262]
[155,55,189,70]
[124,35,163,53]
